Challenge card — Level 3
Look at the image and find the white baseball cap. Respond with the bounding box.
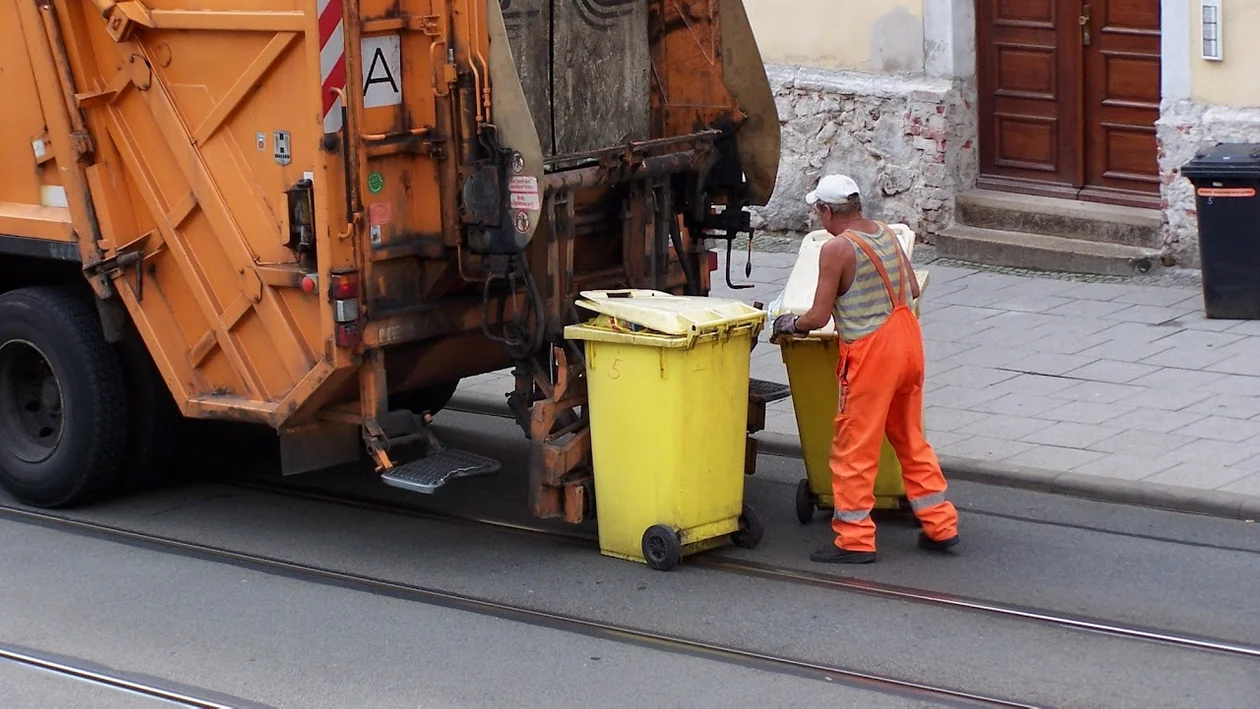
[805,174,861,205]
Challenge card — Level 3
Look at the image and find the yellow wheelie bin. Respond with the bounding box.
[771,227,931,524]
[564,289,766,571]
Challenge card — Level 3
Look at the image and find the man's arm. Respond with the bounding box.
[793,237,854,332]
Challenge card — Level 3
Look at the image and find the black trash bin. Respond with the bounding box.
[1181,144,1260,320]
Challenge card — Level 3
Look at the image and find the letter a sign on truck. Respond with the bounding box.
[361,35,403,109]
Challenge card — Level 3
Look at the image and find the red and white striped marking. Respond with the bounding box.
[318,0,346,134]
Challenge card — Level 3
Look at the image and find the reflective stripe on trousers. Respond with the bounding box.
[833,508,872,523]
[908,490,948,511]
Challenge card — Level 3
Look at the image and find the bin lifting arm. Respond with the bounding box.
[88,0,154,43]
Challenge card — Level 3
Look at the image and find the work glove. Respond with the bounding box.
[770,313,800,344]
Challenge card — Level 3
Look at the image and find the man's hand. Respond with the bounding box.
[770,313,800,343]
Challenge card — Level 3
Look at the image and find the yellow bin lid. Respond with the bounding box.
[572,289,765,336]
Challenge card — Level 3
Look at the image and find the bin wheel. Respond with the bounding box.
[794,479,815,524]
[731,504,765,550]
[641,525,681,571]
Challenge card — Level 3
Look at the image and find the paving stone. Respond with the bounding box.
[923,340,977,363]
[1179,416,1260,443]
[957,326,1054,349]
[1050,380,1146,404]
[924,407,994,433]
[1020,421,1125,449]
[1206,353,1260,377]
[924,385,1007,410]
[1112,287,1204,308]
[1096,320,1189,344]
[944,435,1038,462]
[995,295,1077,314]
[1160,439,1260,468]
[1007,352,1099,377]
[1020,331,1114,356]
[1220,472,1260,496]
[1136,345,1234,371]
[932,365,1020,389]
[1102,304,1195,325]
[1228,454,1260,475]
[934,287,1013,308]
[957,272,1030,290]
[1002,444,1106,472]
[1124,367,1226,391]
[1174,315,1242,332]
[1029,314,1121,339]
[1070,454,1177,481]
[1113,386,1216,413]
[1064,359,1161,385]
[1144,462,1253,491]
[1036,400,1132,426]
[1087,429,1198,456]
[920,303,1005,324]
[972,393,1066,418]
[1072,338,1175,363]
[1224,319,1260,337]
[1044,298,1135,319]
[981,311,1065,332]
[923,430,972,450]
[955,415,1050,442]
[982,373,1081,398]
[1186,394,1260,421]
[1117,407,1208,435]
[1055,282,1134,301]
[935,345,1037,371]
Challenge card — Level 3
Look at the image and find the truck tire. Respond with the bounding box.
[0,287,129,507]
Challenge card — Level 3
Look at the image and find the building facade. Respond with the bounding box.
[744,0,1260,269]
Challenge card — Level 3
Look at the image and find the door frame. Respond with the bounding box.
[973,0,1162,210]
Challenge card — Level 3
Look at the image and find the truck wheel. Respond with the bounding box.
[391,379,460,417]
[0,287,129,507]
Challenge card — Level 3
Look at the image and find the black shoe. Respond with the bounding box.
[810,546,877,564]
[918,532,960,552]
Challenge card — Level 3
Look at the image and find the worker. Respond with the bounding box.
[772,174,960,564]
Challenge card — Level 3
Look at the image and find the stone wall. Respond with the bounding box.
[1157,100,1260,268]
[750,64,978,242]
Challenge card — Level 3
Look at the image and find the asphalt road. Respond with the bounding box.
[0,408,1257,708]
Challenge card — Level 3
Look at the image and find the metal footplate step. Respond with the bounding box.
[749,378,792,404]
[379,449,502,494]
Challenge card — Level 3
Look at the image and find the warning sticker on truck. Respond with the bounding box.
[508,176,540,211]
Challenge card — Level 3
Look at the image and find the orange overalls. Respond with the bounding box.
[829,229,959,553]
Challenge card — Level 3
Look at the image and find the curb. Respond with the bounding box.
[448,391,1260,523]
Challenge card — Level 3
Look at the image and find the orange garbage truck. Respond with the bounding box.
[0,0,783,522]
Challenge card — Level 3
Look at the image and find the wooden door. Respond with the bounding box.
[976,0,1083,196]
[976,0,1161,207]
[1080,0,1162,205]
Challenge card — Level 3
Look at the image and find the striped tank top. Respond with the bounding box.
[832,223,906,343]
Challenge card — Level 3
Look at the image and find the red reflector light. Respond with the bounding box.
[706,250,718,273]
[330,271,360,299]
[300,275,318,294]
[335,322,361,348]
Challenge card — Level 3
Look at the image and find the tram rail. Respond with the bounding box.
[0,502,1034,709]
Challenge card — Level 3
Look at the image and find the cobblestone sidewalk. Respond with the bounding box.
[458,246,1260,506]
